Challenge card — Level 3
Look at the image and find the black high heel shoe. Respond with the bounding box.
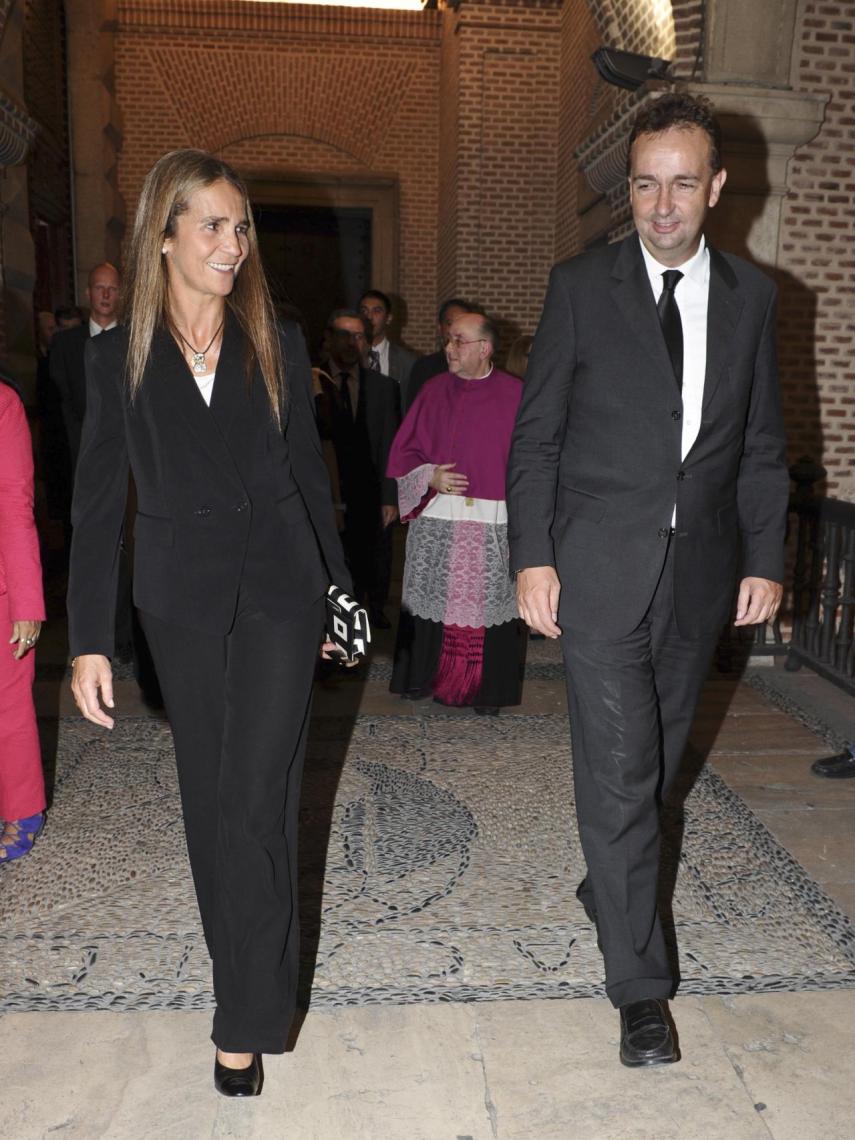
[214,1053,262,1097]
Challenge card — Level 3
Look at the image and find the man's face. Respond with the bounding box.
[328,316,369,368]
[86,264,121,324]
[359,297,391,342]
[445,314,491,379]
[629,125,726,267]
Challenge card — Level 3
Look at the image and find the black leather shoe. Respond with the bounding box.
[214,1053,262,1097]
[619,1000,679,1068]
[473,705,499,716]
[811,749,855,778]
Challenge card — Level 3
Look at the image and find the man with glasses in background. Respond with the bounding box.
[316,310,400,628]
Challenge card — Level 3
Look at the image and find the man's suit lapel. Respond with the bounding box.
[702,246,744,414]
[148,323,244,488]
[610,236,679,392]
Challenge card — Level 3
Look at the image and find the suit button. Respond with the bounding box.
[676,470,685,481]
[657,527,670,539]
[671,409,681,421]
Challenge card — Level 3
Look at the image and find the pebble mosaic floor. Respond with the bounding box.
[2,710,855,1013]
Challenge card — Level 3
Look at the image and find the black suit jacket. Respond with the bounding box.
[68,317,350,658]
[403,349,446,414]
[49,323,89,463]
[317,364,400,509]
[507,235,790,641]
[386,342,418,387]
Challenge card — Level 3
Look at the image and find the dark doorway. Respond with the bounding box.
[253,203,373,358]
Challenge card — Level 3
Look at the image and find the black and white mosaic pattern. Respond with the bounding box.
[2,713,855,1013]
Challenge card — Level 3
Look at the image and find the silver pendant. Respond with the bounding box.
[192,353,206,374]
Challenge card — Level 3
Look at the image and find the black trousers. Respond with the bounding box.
[561,540,718,1008]
[140,594,324,1053]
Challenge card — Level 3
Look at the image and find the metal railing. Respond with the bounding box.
[785,457,855,696]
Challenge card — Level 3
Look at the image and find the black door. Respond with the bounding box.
[253,203,372,359]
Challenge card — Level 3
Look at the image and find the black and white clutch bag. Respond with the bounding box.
[325,585,372,661]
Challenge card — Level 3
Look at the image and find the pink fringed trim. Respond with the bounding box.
[432,624,485,706]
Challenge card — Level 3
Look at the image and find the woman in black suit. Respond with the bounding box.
[69,150,351,1097]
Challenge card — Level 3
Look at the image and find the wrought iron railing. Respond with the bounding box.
[785,458,855,696]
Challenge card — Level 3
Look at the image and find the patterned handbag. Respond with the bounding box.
[325,585,372,661]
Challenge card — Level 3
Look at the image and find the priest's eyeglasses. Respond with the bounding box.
[444,336,487,348]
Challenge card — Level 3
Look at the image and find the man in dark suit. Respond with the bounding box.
[507,93,789,1067]
[49,262,121,466]
[317,309,400,627]
[359,289,418,390]
[403,297,477,414]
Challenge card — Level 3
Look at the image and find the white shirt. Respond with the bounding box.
[89,318,118,337]
[372,337,390,375]
[639,235,710,525]
[195,371,216,407]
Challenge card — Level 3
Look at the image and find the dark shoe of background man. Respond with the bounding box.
[811,746,855,779]
[619,1000,680,1068]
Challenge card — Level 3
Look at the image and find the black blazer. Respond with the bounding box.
[317,364,400,508]
[507,235,790,641]
[49,323,89,463]
[68,317,351,658]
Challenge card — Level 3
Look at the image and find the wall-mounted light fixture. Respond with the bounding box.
[591,47,672,91]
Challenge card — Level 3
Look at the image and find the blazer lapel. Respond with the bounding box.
[610,236,679,393]
[148,324,244,488]
[208,312,246,437]
[702,247,744,414]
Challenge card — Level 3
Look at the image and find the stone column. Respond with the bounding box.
[64,0,124,298]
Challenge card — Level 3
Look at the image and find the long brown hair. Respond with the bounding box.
[122,149,284,424]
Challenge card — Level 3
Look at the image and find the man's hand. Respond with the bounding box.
[430,463,469,495]
[71,654,116,729]
[516,566,562,639]
[381,504,399,528]
[734,577,783,627]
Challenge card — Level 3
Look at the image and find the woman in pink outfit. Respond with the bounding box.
[0,381,46,862]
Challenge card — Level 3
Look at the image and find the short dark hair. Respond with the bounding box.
[326,308,371,336]
[627,92,723,176]
[55,304,83,324]
[359,289,392,314]
[475,313,500,353]
[438,297,475,324]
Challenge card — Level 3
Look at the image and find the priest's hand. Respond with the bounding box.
[430,463,469,495]
[516,567,561,639]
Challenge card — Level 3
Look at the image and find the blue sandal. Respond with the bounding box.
[0,812,45,864]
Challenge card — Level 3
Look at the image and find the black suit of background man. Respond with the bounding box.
[317,310,400,622]
[508,96,789,1065]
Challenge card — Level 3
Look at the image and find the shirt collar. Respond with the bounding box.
[89,318,118,337]
[638,234,709,290]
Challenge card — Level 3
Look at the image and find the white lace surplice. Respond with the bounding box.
[398,474,517,629]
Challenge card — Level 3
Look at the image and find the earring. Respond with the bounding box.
[162,247,168,255]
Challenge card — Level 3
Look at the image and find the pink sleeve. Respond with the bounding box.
[0,390,46,620]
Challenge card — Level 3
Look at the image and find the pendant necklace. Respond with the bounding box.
[174,319,224,374]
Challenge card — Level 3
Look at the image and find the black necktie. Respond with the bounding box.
[338,371,354,419]
[657,269,684,388]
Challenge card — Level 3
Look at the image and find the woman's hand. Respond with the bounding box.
[10,620,41,660]
[71,654,116,729]
[429,463,469,495]
[319,639,359,668]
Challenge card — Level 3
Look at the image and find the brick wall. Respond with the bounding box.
[776,0,855,493]
[114,0,441,353]
[440,0,562,344]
